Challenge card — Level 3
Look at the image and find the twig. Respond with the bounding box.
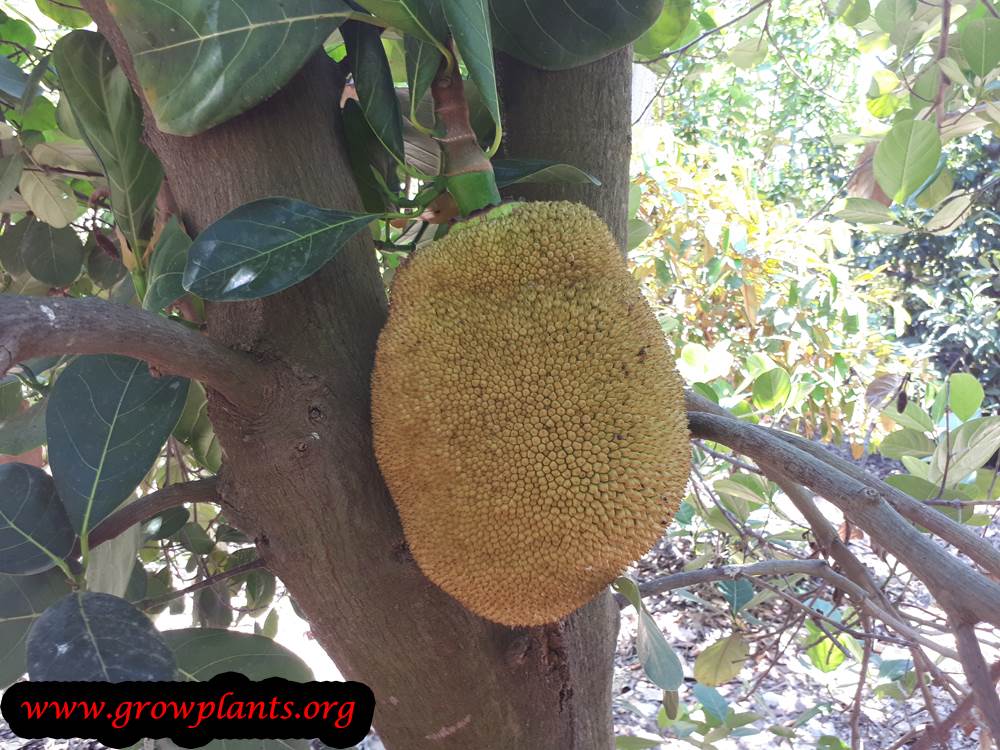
[912,661,1000,750]
[136,558,266,611]
[0,295,271,409]
[641,0,772,63]
[851,614,873,750]
[952,619,1000,740]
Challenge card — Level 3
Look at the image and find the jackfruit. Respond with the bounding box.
[371,201,690,626]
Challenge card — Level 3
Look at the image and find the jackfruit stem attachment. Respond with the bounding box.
[431,54,501,217]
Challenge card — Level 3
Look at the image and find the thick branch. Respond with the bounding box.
[89,478,219,549]
[687,391,1000,581]
[0,296,270,408]
[687,410,1000,628]
[953,620,1000,740]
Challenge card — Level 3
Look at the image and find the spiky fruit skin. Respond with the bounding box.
[371,201,690,627]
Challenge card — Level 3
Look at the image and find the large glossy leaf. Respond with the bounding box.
[0,463,75,575]
[343,21,405,164]
[53,31,163,254]
[27,592,176,681]
[163,628,312,682]
[405,36,442,129]
[874,120,942,203]
[355,0,446,44]
[492,159,600,189]
[20,220,86,286]
[0,218,31,275]
[342,99,397,213]
[109,0,353,136]
[47,355,189,537]
[0,567,71,689]
[929,416,1000,487]
[183,197,376,301]
[143,217,191,312]
[491,0,662,70]
[442,0,501,151]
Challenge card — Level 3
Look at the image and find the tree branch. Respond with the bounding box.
[89,478,219,549]
[953,619,1000,740]
[686,409,1000,628]
[0,295,271,409]
[912,661,1000,750]
[136,557,266,611]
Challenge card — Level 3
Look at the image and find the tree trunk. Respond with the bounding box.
[81,6,629,747]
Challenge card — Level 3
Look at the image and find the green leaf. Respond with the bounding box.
[841,0,870,25]
[873,0,917,46]
[0,463,75,575]
[694,634,750,686]
[0,398,47,456]
[47,355,189,537]
[717,578,754,614]
[491,0,662,70]
[0,153,23,204]
[143,217,191,312]
[949,372,984,422]
[172,381,222,472]
[879,429,935,460]
[874,119,942,203]
[143,507,190,541]
[803,619,850,673]
[0,567,71,689]
[35,0,90,28]
[442,0,501,151]
[343,21,406,165]
[834,197,892,224]
[21,220,85,286]
[0,219,31,275]
[692,683,729,723]
[18,171,81,228]
[616,737,664,749]
[178,522,215,555]
[881,401,934,433]
[405,35,442,129]
[342,98,397,213]
[817,736,850,750]
[929,417,1000,487]
[27,592,176,681]
[960,19,1000,77]
[86,237,127,289]
[182,197,376,301]
[163,628,313,682]
[728,37,768,69]
[614,577,685,690]
[53,31,163,253]
[86,521,140,597]
[0,56,28,102]
[914,168,953,209]
[108,0,352,136]
[492,159,600,189]
[752,368,791,410]
[355,0,447,44]
[635,0,693,59]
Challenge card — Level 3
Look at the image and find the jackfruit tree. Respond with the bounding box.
[1,1,999,749]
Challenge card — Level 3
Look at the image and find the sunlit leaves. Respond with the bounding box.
[728,37,768,69]
[183,197,377,301]
[929,417,1000,488]
[635,0,692,59]
[873,120,941,204]
[53,31,163,254]
[47,355,189,537]
[960,19,1000,78]
[948,372,984,422]
[751,368,791,411]
[693,634,749,686]
[109,0,352,136]
[0,464,75,575]
[27,592,176,681]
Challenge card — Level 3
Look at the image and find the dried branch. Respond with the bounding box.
[953,620,1000,740]
[912,661,1000,750]
[89,478,220,549]
[0,295,270,409]
[686,409,1000,628]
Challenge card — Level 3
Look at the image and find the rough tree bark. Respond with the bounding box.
[81,4,631,748]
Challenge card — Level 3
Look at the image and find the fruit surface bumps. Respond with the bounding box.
[371,201,690,626]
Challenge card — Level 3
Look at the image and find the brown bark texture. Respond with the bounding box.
[80,4,632,748]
